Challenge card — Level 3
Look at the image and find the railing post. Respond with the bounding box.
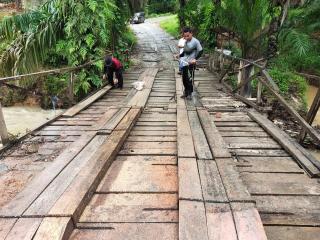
[0,102,9,145]
[257,81,262,105]
[238,60,253,98]
[68,72,74,106]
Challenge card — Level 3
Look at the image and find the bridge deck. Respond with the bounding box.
[0,21,319,240]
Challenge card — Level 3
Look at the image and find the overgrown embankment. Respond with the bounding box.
[0,0,137,109]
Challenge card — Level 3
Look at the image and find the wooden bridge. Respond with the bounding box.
[0,21,319,240]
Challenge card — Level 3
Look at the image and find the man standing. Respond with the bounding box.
[180,27,203,100]
[103,56,124,89]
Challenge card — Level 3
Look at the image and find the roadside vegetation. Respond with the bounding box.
[159,15,179,38]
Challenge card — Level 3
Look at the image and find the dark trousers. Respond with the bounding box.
[182,65,195,96]
[107,67,123,88]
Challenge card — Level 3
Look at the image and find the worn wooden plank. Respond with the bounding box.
[0,218,17,239]
[123,141,176,149]
[115,108,142,131]
[33,217,73,240]
[215,158,253,202]
[231,149,289,157]
[0,133,96,217]
[130,130,177,136]
[177,109,195,158]
[205,203,237,240]
[197,109,231,158]
[24,135,108,216]
[236,156,304,173]
[70,223,178,240]
[265,226,320,240]
[188,111,213,160]
[48,110,139,220]
[135,121,176,126]
[178,158,203,201]
[101,108,130,131]
[179,200,209,240]
[79,193,177,223]
[197,160,228,203]
[231,202,267,240]
[91,108,120,130]
[63,85,112,117]
[97,160,177,193]
[261,212,320,226]
[119,148,176,155]
[5,218,42,240]
[127,136,177,142]
[248,110,320,177]
[220,131,269,137]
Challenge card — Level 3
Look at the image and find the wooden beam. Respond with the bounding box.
[0,102,9,145]
[258,76,320,145]
[248,110,320,177]
[299,86,320,142]
[63,85,112,117]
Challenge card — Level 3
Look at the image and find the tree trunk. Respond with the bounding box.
[0,103,9,145]
[178,0,186,27]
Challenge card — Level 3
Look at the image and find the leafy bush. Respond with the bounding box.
[147,0,177,15]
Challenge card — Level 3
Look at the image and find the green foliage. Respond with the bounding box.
[0,0,134,101]
[147,0,177,14]
[159,15,179,38]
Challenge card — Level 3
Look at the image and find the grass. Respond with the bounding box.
[159,14,179,39]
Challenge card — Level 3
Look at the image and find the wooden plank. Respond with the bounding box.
[197,109,231,158]
[220,131,269,137]
[24,135,108,216]
[5,218,42,240]
[178,158,203,201]
[177,109,195,158]
[123,141,176,149]
[101,107,130,131]
[79,193,177,223]
[242,172,320,195]
[236,156,304,173]
[33,217,73,240]
[265,226,320,240]
[0,132,96,217]
[91,108,120,130]
[259,76,320,144]
[231,149,289,157]
[48,110,139,221]
[130,130,176,136]
[0,218,17,239]
[215,158,253,202]
[115,108,142,131]
[97,160,177,193]
[135,121,176,126]
[63,85,112,117]
[215,122,259,127]
[127,136,177,142]
[179,200,209,240]
[133,126,177,131]
[70,223,178,240]
[217,126,264,132]
[188,111,213,160]
[119,148,176,155]
[261,212,320,226]
[248,110,320,177]
[205,203,237,240]
[231,202,267,240]
[197,160,228,202]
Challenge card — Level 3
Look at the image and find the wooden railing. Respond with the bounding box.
[0,58,104,145]
[212,49,320,145]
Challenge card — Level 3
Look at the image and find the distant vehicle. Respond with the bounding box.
[131,12,145,24]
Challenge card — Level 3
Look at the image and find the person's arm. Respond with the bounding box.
[195,40,203,60]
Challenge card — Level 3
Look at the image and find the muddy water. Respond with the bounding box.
[306,85,320,161]
[3,106,63,136]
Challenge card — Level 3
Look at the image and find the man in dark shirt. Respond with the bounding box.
[180,27,203,100]
[103,56,124,89]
